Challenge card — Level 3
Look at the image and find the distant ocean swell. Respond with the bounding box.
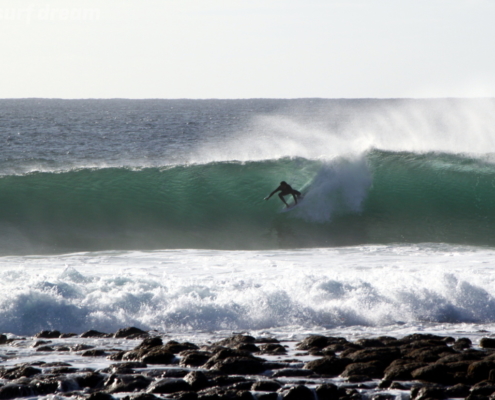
[2,150,495,255]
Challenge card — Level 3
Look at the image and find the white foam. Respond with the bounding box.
[2,244,495,337]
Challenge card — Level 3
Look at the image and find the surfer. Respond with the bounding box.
[264,181,302,208]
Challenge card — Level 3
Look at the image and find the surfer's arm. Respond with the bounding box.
[264,186,281,200]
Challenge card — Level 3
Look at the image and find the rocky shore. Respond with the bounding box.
[2,328,495,399]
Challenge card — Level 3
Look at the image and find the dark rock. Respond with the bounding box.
[34,330,61,339]
[411,363,457,385]
[30,378,59,395]
[257,394,278,400]
[341,360,387,379]
[180,351,212,367]
[164,340,199,354]
[346,347,401,364]
[184,371,209,391]
[1,366,41,379]
[168,392,198,400]
[114,327,148,338]
[35,346,55,352]
[471,381,495,396]
[272,368,314,377]
[105,374,152,393]
[436,351,483,364]
[304,356,351,376]
[346,374,371,382]
[110,361,147,369]
[107,351,126,361]
[71,344,95,351]
[209,375,248,387]
[127,394,163,400]
[410,384,446,400]
[280,385,314,400]
[234,343,260,353]
[0,384,34,399]
[0,334,7,344]
[33,340,51,347]
[404,345,456,363]
[147,379,192,394]
[204,348,255,369]
[87,392,116,400]
[454,337,472,350]
[134,337,163,351]
[82,349,107,357]
[296,335,331,350]
[76,372,106,389]
[209,356,266,375]
[481,338,495,349]
[315,383,339,400]
[215,334,256,347]
[140,346,175,364]
[258,344,286,354]
[355,338,385,348]
[384,360,428,381]
[468,361,495,383]
[59,333,78,338]
[445,383,471,398]
[251,381,282,392]
[81,330,110,338]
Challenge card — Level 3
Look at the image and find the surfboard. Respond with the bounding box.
[280,199,303,213]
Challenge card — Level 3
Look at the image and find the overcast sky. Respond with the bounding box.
[1,0,494,99]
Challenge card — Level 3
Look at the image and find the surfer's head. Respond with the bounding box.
[280,181,287,186]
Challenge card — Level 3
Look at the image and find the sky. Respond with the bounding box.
[0,0,494,99]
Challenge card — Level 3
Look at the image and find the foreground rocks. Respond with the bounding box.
[2,328,495,399]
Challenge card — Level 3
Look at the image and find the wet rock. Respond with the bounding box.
[251,380,282,391]
[355,338,386,348]
[471,381,495,396]
[110,361,147,370]
[114,327,149,339]
[467,361,495,383]
[410,384,446,400]
[81,330,110,338]
[234,343,260,353]
[315,383,339,400]
[256,394,278,400]
[411,363,457,385]
[30,378,59,395]
[341,360,387,379]
[180,351,212,367]
[87,392,116,400]
[480,338,495,349]
[35,345,55,352]
[215,334,256,347]
[164,340,200,354]
[454,337,472,350]
[296,335,332,350]
[258,343,286,354]
[279,384,314,400]
[168,392,198,400]
[34,330,62,339]
[140,347,176,364]
[436,351,483,364]
[444,383,471,398]
[0,334,7,344]
[0,384,34,399]
[135,337,163,351]
[76,371,106,389]
[82,349,107,357]
[272,368,314,377]
[105,374,152,393]
[346,347,401,364]
[304,356,351,376]
[183,371,209,391]
[71,344,95,351]
[147,379,192,394]
[0,365,41,379]
[384,360,428,381]
[209,356,266,375]
[404,345,456,363]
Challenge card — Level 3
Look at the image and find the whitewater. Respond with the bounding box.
[2,98,495,341]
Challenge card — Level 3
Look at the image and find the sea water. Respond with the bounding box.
[1,98,495,341]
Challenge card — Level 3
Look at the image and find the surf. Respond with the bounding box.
[2,150,495,255]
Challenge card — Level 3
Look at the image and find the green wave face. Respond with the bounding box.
[2,151,495,255]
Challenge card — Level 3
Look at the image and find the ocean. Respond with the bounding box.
[2,97,495,341]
